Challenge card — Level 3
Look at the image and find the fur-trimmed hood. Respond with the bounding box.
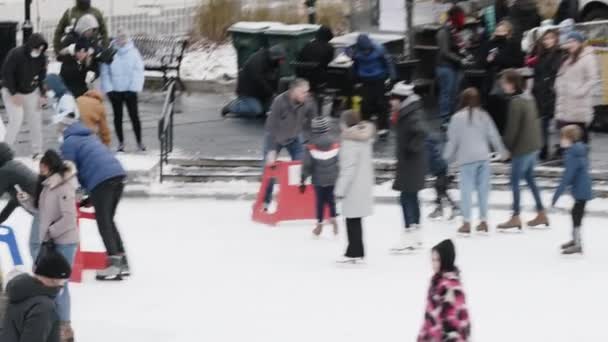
[341,121,376,142]
[42,161,77,190]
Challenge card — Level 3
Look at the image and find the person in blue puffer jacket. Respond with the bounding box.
[552,125,593,255]
[55,99,130,281]
[351,34,396,138]
[100,28,145,152]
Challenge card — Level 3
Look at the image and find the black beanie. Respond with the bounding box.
[432,239,456,273]
[35,248,72,280]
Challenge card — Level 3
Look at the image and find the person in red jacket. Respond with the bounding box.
[418,239,471,342]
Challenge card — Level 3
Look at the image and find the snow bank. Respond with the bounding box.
[180,43,238,82]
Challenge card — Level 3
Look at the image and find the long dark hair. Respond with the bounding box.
[35,150,69,208]
[459,87,481,124]
[568,44,585,65]
[537,29,560,56]
[500,68,525,94]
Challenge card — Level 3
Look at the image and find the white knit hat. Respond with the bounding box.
[391,81,415,97]
[74,14,99,35]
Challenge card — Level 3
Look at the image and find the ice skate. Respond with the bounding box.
[527,211,550,228]
[96,256,123,281]
[497,216,523,232]
[457,222,471,236]
[448,207,461,221]
[117,143,125,153]
[476,221,489,234]
[377,129,389,139]
[137,143,147,152]
[561,240,576,249]
[390,229,422,253]
[428,205,443,220]
[330,218,339,235]
[120,255,131,277]
[336,256,365,264]
[312,223,323,237]
[561,244,583,255]
[60,321,74,342]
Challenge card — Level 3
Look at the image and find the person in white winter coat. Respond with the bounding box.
[554,31,600,146]
[334,110,375,264]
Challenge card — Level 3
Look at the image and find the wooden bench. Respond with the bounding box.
[131,35,188,91]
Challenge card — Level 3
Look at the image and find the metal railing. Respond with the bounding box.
[158,77,179,183]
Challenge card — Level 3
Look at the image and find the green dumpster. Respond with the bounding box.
[263,24,320,77]
[228,21,282,69]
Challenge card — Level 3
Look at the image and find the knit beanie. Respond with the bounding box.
[34,248,72,279]
[432,239,457,273]
[566,31,585,43]
[74,14,99,35]
[311,116,331,134]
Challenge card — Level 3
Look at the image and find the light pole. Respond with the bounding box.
[23,0,33,43]
[305,0,316,24]
[405,0,414,57]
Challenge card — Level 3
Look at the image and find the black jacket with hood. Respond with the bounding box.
[0,143,39,224]
[0,273,61,342]
[236,46,284,102]
[1,34,48,95]
[297,26,335,91]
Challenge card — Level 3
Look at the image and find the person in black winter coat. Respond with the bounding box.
[0,34,48,156]
[1,248,72,342]
[222,45,286,117]
[508,0,541,43]
[532,29,563,160]
[297,25,335,94]
[389,82,428,252]
[482,20,524,134]
[59,38,98,98]
[0,143,38,225]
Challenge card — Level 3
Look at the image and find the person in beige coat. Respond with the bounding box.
[18,149,79,342]
[555,31,600,146]
[334,110,375,264]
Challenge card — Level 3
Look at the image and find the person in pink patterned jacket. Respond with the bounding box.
[418,239,471,342]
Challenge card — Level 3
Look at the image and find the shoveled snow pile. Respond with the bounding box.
[180,42,238,82]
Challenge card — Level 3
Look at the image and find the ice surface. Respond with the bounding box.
[1,194,607,341]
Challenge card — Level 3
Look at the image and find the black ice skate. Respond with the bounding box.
[120,255,131,277]
[428,205,443,220]
[96,256,123,281]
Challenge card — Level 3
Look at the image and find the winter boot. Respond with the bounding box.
[120,255,131,277]
[428,204,443,220]
[60,321,75,342]
[391,229,422,252]
[561,240,576,249]
[497,216,523,231]
[312,223,323,236]
[476,221,489,233]
[96,256,123,281]
[457,222,471,235]
[527,211,549,228]
[330,218,339,235]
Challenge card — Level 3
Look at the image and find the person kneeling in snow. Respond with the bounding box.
[301,115,339,236]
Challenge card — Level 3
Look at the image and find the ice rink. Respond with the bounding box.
[1,196,608,341]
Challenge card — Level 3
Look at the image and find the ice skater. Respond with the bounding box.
[389,82,427,252]
[335,111,375,263]
[552,125,592,255]
[425,133,460,221]
[301,115,340,236]
[418,239,471,341]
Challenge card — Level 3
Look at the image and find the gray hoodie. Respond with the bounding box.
[301,132,340,187]
[265,91,317,147]
[443,107,507,166]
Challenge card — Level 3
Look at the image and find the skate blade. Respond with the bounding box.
[497,228,524,234]
[95,275,123,281]
[528,225,551,230]
[457,232,472,238]
[335,258,365,265]
[475,230,490,236]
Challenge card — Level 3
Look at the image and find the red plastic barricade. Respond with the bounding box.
[70,207,107,283]
[252,160,322,225]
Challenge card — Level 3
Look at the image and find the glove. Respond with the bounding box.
[16,192,29,203]
[85,71,96,84]
[299,184,306,194]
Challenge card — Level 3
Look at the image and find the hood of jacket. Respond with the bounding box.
[42,161,78,189]
[309,132,337,150]
[114,40,135,56]
[341,121,376,142]
[64,121,93,139]
[0,142,15,168]
[82,89,104,102]
[398,94,422,119]
[567,142,589,158]
[356,34,374,50]
[316,25,334,43]
[7,273,60,304]
[25,33,48,54]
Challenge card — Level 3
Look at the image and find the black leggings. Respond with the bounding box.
[345,218,364,258]
[572,200,586,228]
[361,79,389,130]
[91,177,126,256]
[109,91,142,144]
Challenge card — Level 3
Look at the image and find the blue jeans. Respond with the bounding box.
[29,214,40,261]
[262,134,304,205]
[400,192,420,228]
[459,160,491,222]
[436,65,460,124]
[314,185,337,223]
[227,96,264,117]
[511,152,544,215]
[30,242,78,322]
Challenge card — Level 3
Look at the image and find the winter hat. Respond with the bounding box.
[341,110,360,128]
[391,81,415,97]
[75,37,92,52]
[316,25,334,43]
[53,94,81,126]
[269,45,286,61]
[312,116,331,134]
[432,239,457,273]
[0,142,15,167]
[74,13,99,35]
[566,30,585,43]
[45,74,69,99]
[34,248,72,279]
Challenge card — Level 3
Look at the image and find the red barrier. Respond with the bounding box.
[252,160,327,226]
[70,207,107,283]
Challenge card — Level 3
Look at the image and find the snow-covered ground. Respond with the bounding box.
[1,194,607,341]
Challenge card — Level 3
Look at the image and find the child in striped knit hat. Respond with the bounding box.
[301,115,340,236]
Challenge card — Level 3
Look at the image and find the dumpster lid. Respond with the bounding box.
[229,21,283,33]
[330,32,405,48]
[264,24,320,35]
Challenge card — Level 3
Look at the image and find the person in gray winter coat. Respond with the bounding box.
[335,111,375,264]
[0,143,38,225]
[389,82,428,252]
[301,115,340,236]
